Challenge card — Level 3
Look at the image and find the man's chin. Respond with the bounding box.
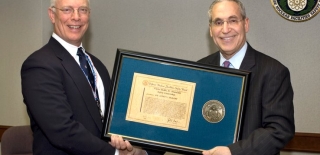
[66,38,82,46]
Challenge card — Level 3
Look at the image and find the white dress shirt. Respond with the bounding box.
[52,33,105,116]
[220,42,247,69]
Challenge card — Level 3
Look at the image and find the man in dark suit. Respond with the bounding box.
[21,0,163,154]
[199,0,295,155]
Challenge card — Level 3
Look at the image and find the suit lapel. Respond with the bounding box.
[203,52,220,66]
[240,44,256,71]
[211,53,220,66]
[204,43,256,71]
[48,37,103,131]
[90,55,111,124]
[87,54,110,102]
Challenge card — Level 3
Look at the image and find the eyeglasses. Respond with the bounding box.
[211,19,243,27]
[52,6,90,15]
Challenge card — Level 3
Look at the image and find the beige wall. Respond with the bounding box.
[0,0,319,155]
[0,0,43,125]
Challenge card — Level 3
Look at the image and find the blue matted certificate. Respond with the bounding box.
[102,49,250,155]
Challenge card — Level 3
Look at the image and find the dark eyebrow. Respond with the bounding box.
[213,18,223,22]
[213,15,240,22]
[228,15,240,19]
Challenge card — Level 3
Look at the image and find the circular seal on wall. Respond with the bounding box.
[271,0,320,22]
[202,100,225,123]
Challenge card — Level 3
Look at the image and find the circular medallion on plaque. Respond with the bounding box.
[202,100,225,123]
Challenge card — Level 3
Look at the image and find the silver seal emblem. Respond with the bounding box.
[202,100,225,123]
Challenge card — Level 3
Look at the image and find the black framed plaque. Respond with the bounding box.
[102,49,250,154]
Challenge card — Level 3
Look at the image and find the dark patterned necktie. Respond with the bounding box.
[223,61,231,68]
[77,48,103,121]
[77,47,95,89]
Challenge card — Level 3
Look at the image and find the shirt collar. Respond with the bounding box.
[220,42,247,69]
[52,33,84,58]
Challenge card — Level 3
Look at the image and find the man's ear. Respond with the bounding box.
[48,8,55,24]
[244,17,249,33]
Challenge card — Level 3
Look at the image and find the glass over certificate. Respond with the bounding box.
[126,73,196,131]
[103,49,250,155]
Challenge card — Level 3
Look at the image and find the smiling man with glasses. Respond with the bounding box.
[21,0,164,155]
[48,0,90,47]
[198,0,295,155]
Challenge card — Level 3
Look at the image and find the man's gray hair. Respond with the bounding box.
[208,0,246,23]
[50,0,90,11]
